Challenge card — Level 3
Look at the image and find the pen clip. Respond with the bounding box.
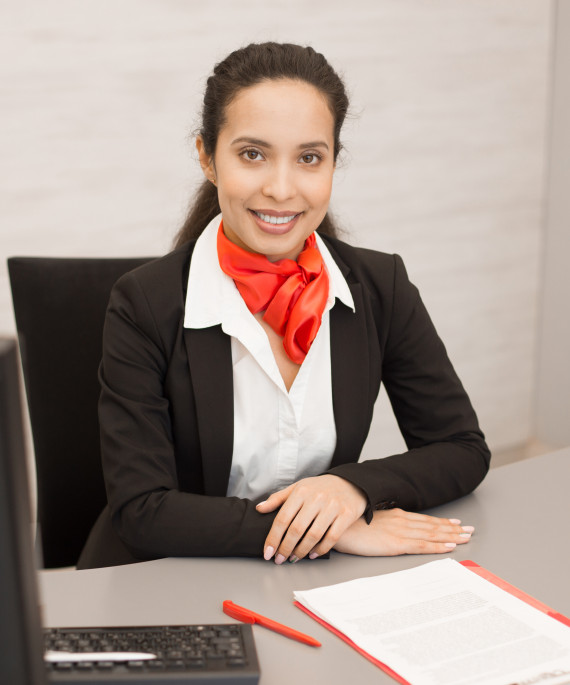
[223,600,256,624]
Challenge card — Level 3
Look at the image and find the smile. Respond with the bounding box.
[253,211,299,225]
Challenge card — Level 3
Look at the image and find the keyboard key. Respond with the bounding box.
[187,658,206,668]
[147,659,165,669]
[206,651,225,660]
[76,662,94,670]
[167,659,186,670]
[166,649,183,659]
[126,661,145,669]
[53,662,73,671]
[95,661,114,669]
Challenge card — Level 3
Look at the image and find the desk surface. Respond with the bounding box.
[40,448,570,684]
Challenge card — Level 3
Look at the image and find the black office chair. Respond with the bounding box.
[8,256,155,568]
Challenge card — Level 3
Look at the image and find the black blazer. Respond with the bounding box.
[78,235,490,569]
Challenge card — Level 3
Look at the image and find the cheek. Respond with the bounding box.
[306,174,334,208]
[219,172,258,206]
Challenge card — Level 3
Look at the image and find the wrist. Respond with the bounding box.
[333,515,366,553]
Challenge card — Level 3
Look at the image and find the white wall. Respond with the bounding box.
[535,0,570,448]
[1,0,552,457]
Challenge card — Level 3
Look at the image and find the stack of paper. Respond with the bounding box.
[294,559,570,685]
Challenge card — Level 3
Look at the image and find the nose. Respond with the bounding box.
[261,162,296,202]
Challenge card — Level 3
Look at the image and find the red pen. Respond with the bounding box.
[223,600,321,647]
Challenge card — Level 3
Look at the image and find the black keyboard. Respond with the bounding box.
[44,624,260,684]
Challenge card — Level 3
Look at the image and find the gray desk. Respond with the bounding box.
[40,448,570,684]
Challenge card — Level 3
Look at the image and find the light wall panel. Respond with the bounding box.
[1,1,552,458]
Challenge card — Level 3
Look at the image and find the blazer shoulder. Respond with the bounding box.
[320,234,410,296]
[119,241,195,289]
[105,242,197,353]
[112,242,196,308]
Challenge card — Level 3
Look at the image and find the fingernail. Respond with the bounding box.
[449,518,461,524]
[263,546,274,561]
[289,555,298,563]
[256,500,267,508]
[309,552,319,560]
[459,533,471,538]
[462,526,474,533]
[445,542,457,549]
[275,554,286,565]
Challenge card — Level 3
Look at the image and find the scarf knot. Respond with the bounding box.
[217,222,329,363]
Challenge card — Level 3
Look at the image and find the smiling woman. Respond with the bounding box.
[77,43,490,570]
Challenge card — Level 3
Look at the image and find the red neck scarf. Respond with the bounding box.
[216,222,329,364]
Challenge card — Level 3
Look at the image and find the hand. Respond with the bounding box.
[334,509,474,556]
[256,475,367,563]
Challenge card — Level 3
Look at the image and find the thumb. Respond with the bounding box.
[256,485,294,513]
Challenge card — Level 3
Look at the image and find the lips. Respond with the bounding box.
[254,211,298,225]
[249,209,302,235]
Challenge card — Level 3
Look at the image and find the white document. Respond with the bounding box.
[294,559,570,685]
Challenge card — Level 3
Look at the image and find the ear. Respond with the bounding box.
[196,136,216,185]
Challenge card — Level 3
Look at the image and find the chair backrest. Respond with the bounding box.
[8,257,155,568]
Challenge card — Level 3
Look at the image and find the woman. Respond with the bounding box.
[78,42,490,570]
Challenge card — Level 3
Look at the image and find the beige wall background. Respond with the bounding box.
[536,0,570,448]
[1,1,561,462]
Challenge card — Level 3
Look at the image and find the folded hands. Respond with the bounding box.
[256,475,473,563]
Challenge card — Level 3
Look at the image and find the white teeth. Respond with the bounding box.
[254,211,297,225]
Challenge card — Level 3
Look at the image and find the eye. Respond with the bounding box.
[300,153,321,165]
[241,148,263,161]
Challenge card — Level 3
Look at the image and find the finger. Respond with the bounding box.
[256,484,294,513]
[384,536,460,556]
[389,509,466,529]
[283,514,335,562]
[398,523,473,544]
[415,540,461,555]
[301,515,351,560]
[268,484,344,561]
[388,511,472,537]
[455,525,474,544]
[420,519,472,535]
[415,522,475,541]
[263,496,309,561]
[284,495,362,561]
[406,524,475,547]
[386,509,442,522]
[420,529,473,545]
[374,511,474,547]
[274,505,328,562]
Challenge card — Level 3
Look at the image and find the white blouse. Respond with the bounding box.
[184,215,354,501]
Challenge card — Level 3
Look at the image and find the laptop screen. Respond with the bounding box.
[0,338,46,685]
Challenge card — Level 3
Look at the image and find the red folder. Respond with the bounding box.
[293,560,570,684]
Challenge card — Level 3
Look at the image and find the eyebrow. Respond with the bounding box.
[230,136,329,151]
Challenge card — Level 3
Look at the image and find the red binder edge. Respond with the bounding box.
[459,560,570,627]
[293,559,570,684]
[293,600,411,685]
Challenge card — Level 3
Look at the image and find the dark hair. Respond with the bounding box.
[173,42,349,247]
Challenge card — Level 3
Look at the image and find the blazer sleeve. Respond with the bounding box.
[328,253,491,514]
[98,268,278,560]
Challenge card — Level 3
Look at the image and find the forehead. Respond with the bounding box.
[221,79,334,144]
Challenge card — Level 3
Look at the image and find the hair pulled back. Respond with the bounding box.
[174,42,349,247]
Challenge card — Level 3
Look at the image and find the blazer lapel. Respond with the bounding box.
[184,326,234,496]
[321,235,374,468]
[329,284,372,467]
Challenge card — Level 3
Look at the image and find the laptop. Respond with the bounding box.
[0,338,260,684]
